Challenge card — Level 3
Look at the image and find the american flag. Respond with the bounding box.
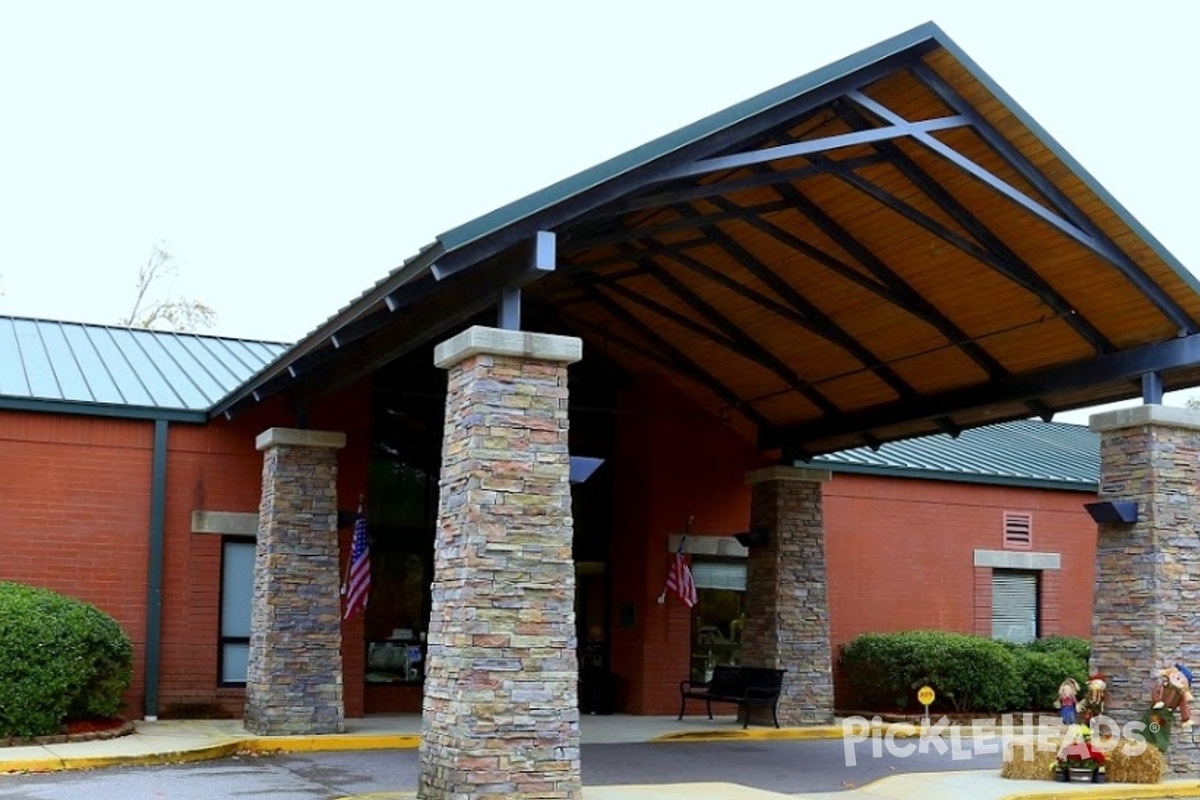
[342,512,371,620]
[665,542,697,608]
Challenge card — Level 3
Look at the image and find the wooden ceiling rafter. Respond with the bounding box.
[900,65,1198,333]
[668,202,918,400]
[572,280,777,433]
[609,244,843,416]
[830,100,1114,354]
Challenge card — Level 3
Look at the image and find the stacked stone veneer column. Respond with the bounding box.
[742,466,834,725]
[245,428,346,735]
[1091,406,1200,775]
[419,326,583,800]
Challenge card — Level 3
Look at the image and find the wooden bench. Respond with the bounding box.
[678,664,787,728]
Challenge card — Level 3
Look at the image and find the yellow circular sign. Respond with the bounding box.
[917,686,936,706]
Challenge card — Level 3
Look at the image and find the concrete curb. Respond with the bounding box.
[653,726,846,742]
[998,780,1200,800]
[0,733,422,774]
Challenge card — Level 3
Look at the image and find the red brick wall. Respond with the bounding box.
[610,375,768,715]
[0,411,155,716]
[823,473,1096,708]
[0,379,372,721]
[1,382,1098,721]
[604,378,1097,715]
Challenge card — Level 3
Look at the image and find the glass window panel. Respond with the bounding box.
[221,541,255,638]
[692,561,746,591]
[221,643,249,684]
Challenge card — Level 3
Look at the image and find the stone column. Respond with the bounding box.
[420,326,582,800]
[1090,405,1200,775]
[742,465,834,726]
[245,427,346,735]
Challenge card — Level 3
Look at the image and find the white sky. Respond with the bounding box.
[2,2,1198,418]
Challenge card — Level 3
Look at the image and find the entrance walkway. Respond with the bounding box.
[1,715,1198,800]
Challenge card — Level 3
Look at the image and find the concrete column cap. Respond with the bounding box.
[745,465,832,485]
[433,325,583,369]
[1090,404,1200,433]
[255,427,347,451]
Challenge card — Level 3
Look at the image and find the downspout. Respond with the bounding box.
[144,418,169,720]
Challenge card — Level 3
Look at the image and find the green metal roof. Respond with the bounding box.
[0,315,289,421]
[811,419,1099,491]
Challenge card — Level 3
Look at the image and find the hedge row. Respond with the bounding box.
[0,582,133,738]
[839,631,1088,713]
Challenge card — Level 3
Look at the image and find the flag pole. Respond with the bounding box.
[341,493,364,597]
[659,515,694,604]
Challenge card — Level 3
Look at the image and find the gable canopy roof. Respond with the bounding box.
[0,316,287,421]
[216,22,1200,455]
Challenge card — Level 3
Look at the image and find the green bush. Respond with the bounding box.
[0,582,132,738]
[840,630,1024,713]
[1010,647,1088,711]
[1021,635,1090,664]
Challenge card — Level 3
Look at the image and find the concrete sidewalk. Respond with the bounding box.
[3,715,1200,800]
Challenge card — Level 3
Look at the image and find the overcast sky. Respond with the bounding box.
[1,2,1197,415]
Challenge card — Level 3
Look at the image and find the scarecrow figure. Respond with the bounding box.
[1076,674,1107,727]
[1152,663,1194,729]
[1055,677,1080,724]
[1142,663,1195,753]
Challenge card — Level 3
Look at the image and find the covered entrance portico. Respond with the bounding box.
[223,22,1200,794]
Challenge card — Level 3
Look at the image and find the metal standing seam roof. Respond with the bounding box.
[811,418,1099,491]
[0,316,290,421]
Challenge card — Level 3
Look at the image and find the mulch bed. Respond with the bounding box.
[0,718,134,747]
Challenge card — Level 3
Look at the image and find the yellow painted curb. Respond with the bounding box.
[654,726,847,742]
[999,780,1200,800]
[1,742,245,774]
[0,733,420,774]
[241,734,421,753]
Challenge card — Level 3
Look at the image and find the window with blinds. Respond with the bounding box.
[992,570,1038,644]
[691,560,747,591]
[1004,512,1032,550]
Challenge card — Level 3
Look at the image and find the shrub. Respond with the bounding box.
[1022,635,1090,664]
[840,630,1024,713]
[1011,647,1087,711]
[0,582,132,738]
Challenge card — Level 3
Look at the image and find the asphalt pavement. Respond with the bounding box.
[0,738,1004,799]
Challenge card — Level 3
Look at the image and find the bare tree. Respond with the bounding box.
[121,242,216,331]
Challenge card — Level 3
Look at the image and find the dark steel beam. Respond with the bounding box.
[590,155,887,218]
[563,200,792,252]
[834,100,1113,354]
[662,114,970,182]
[911,62,1198,334]
[498,286,522,330]
[907,62,1096,229]
[846,90,1100,246]
[1142,371,1164,404]
[743,183,1012,380]
[1025,399,1056,423]
[769,332,1200,452]
[671,204,918,400]
[421,46,935,280]
[827,164,1113,353]
[855,82,1198,334]
[633,239,842,332]
[617,245,843,417]
[575,282,776,433]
